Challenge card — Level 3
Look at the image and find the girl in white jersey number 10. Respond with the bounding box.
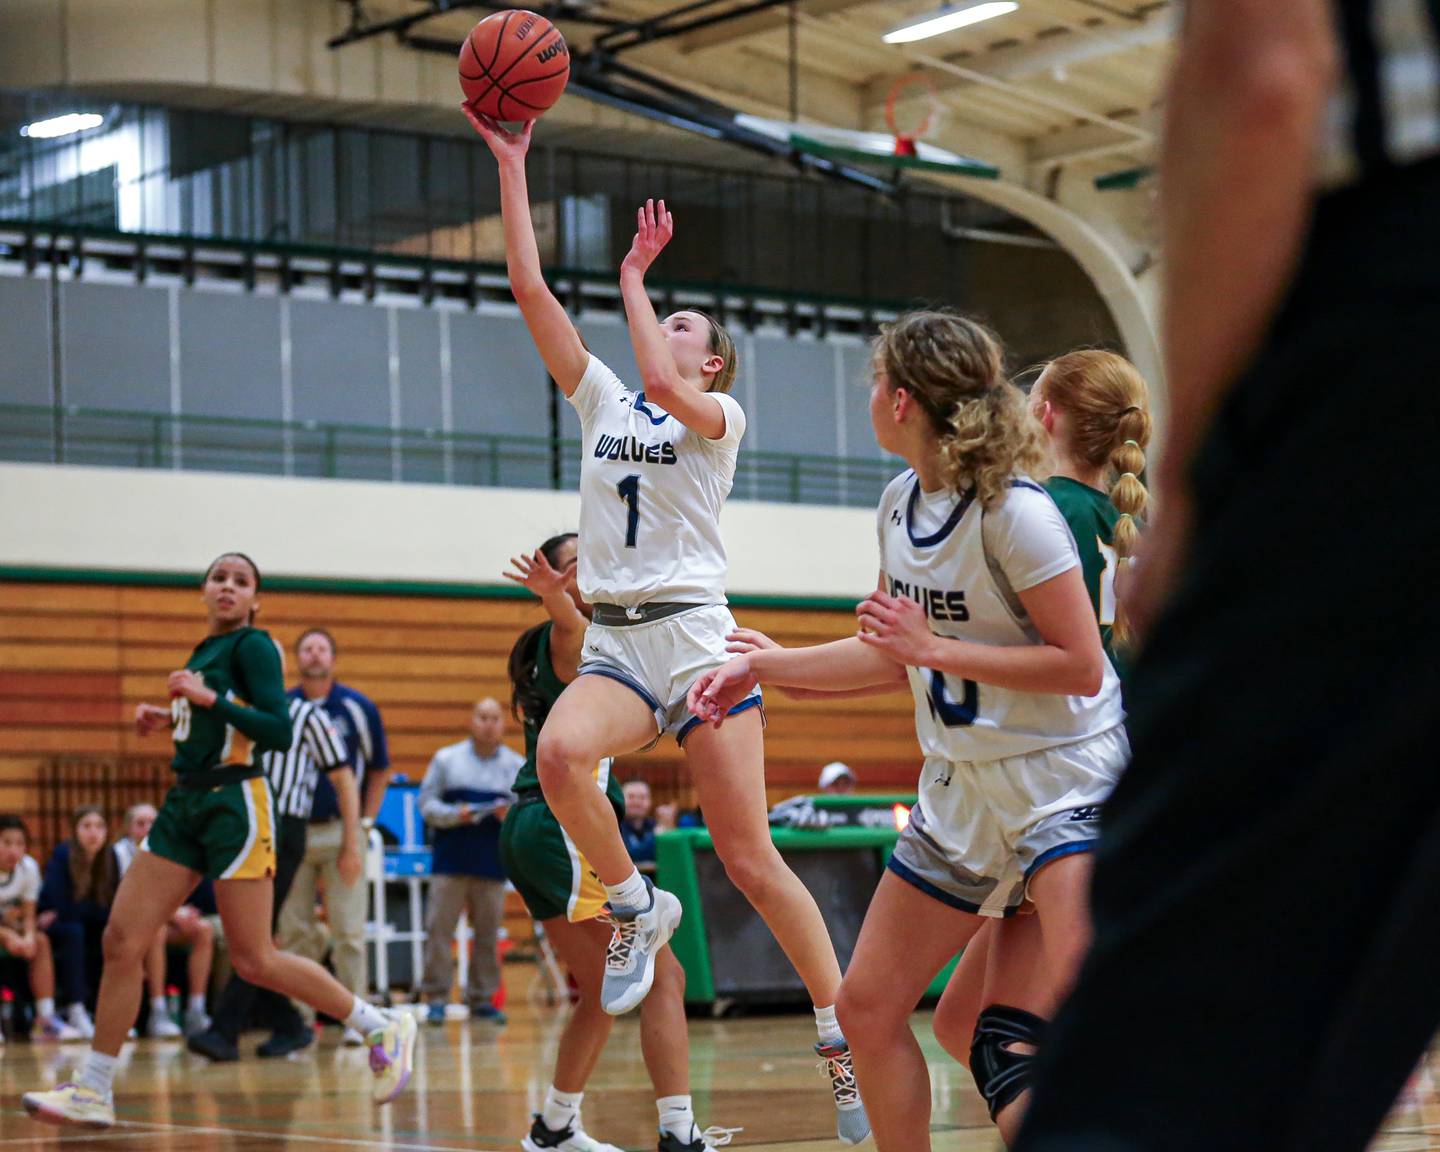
[690,312,1129,1151]
[465,107,870,1147]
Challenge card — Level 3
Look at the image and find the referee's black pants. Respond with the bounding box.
[1015,157,1440,1152]
[210,814,308,1041]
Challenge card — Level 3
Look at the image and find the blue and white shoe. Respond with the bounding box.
[23,1082,115,1129]
[600,878,682,1016]
[817,1038,871,1146]
[367,1010,418,1104]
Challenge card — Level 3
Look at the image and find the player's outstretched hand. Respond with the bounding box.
[725,627,780,656]
[687,655,758,728]
[856,590,934,666]
[503,548,575,598]
[135,702,172,736]
[462,103,534,164]
[621,198,674,277]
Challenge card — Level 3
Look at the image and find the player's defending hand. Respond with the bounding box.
[462,103,533,164]
[688,655,758,728]
[135,702,172,736]
[725,627,781,656]
[621,199,673,278]
[856,590,935,666]
[503,549,575,597]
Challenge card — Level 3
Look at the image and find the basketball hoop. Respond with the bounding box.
[885,73,941,158]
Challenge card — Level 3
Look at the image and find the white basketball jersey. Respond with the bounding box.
[877,471,1125,762]
[569,355,745,607]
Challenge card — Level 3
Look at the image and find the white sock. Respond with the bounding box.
[187,994,207,1015]
[78,1049,118,1098]
[151,995,169,1018]
[36,997,55,1019]
[604,869,649,912]
[344,997,388,1037]
[815,1004,843,1046]
[658,1094,698,1141]
[542,1085,584,1131]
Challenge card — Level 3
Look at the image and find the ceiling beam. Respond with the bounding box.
[863,7,1172,111]
[1026,108,1161,165]
[678,0,869,53]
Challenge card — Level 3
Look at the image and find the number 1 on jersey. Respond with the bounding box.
[617,474,641,548]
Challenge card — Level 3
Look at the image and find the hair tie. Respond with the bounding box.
[1120,405,1141,416]
[1120,471,1138,482]
[1123,438,1141,449]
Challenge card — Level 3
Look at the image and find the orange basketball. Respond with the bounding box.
[459,9,570,122]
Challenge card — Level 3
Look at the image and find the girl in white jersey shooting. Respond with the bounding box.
[690,311,1129,1150]
[465,105,869,1147]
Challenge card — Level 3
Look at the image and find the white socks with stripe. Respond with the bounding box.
[79,1050,118,1099]
[815,1003,844,1046]
[543,1086,584,1131]
[344,997,388,1038]
[658,1094,699,1143]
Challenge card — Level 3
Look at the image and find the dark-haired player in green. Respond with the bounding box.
[24,552,416,1130]
[501,534,730,1152]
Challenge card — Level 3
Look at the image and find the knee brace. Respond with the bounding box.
[969,1004,1047,1121]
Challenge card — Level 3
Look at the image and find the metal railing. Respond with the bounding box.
[1,403,897,508]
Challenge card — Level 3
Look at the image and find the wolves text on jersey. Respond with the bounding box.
[886,575,970,623]
[594,434,679,466]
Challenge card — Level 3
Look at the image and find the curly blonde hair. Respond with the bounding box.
[1036,349,1151,645]
[873,310,1046,508]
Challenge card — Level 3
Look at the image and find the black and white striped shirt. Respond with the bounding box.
[1323,0,1440,185]
[262,698,350,820]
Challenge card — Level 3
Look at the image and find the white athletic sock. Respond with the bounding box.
[657,1094,698,1142]
[814,1004,844,1046]
[187,994,207,1015]
[542,1085,584,1131]
[36,997,55,1019]
[344,997,388,1038]
[78,1049,118,1098]
[604,869,649,913]
[150,996,169,1018]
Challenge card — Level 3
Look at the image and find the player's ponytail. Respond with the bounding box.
[873,310,1045,508]
[1035,350,1152,646]
[692,310,738,394]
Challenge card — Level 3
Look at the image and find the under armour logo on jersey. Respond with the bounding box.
[891,508,903,525]
[934,765,954,787]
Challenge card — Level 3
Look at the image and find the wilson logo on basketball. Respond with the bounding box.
[537,40,568,64]
[516,16,536,38]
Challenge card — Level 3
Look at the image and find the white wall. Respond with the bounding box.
[0,462,881,601]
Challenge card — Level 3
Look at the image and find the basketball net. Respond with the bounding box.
[885,73,939,160]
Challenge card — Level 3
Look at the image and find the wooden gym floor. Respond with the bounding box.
[2,966,1439,1151]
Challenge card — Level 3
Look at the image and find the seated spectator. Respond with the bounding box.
[619,779,658,872]
[115,804,213,1037]
[419,697,522,1026]
[0,815,83,1041]
[818,761,856,794]
[37,806,119,1039]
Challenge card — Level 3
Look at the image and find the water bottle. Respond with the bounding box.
[1,987,14,1041]
[165,984,181,1026]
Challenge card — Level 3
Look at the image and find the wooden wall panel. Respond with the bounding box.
[0,581,924,857]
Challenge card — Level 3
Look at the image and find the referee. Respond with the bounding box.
[186,652,358,1063]
[1015,3,1440,1151]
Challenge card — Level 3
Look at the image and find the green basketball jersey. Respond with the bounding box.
[169,627,292,778]
[514,623,624,811]
[1044,476,1128,682]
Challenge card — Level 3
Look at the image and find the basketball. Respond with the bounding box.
[459,9,570,122]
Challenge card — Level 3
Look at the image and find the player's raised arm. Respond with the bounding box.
[462,106,588,396]
[619,199,728,440]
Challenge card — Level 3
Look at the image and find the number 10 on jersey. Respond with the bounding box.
[617,475,641,548]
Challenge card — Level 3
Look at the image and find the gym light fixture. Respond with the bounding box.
[883,1,1019,44]
[19,113,105,140]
